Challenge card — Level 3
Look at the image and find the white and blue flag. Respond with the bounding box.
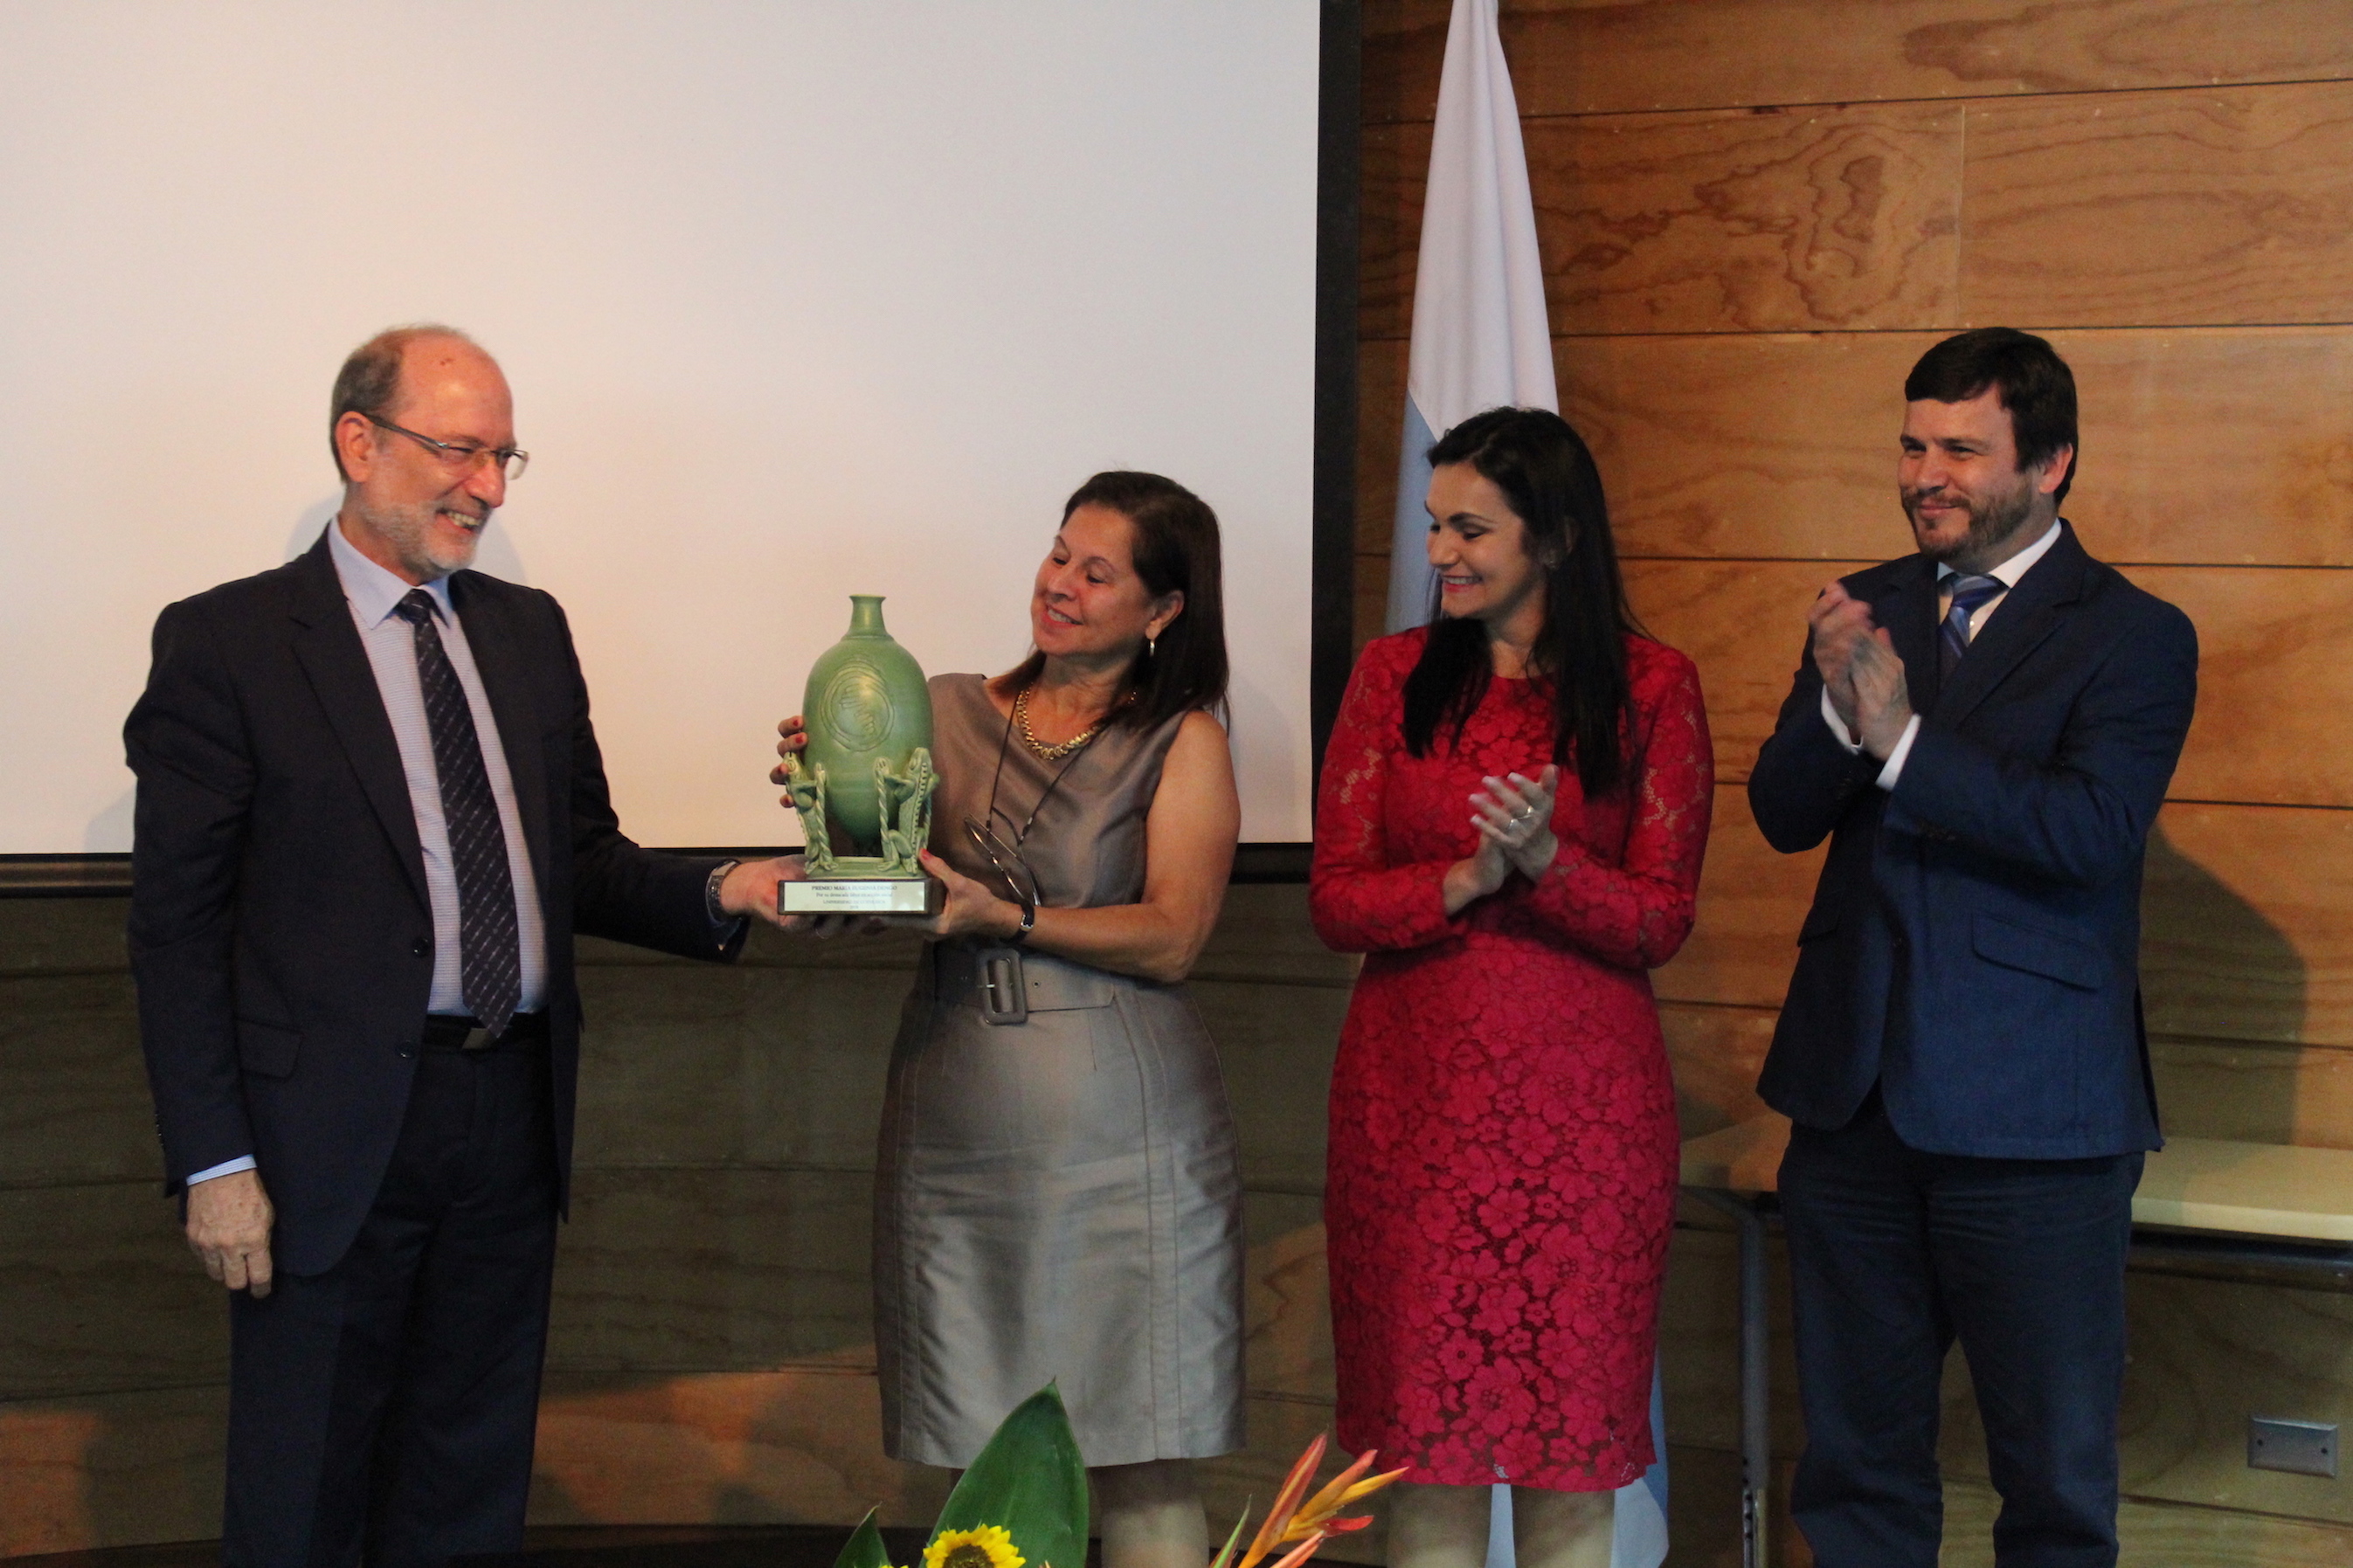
[1385,0,1559,634]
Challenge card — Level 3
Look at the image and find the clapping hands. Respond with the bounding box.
[1810,582,1913,760]
[1443,765,1562,913]
[1472,766,1561,881]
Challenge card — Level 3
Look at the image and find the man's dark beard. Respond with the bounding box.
[1905,477,2038,565]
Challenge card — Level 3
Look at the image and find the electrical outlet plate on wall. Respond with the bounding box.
[2249,1418,2339,1478]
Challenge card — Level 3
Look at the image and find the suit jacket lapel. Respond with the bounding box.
[1870,554,1943,716]
[287,536,431,911]
[453,574,555,895]
[1934,523,2090,729]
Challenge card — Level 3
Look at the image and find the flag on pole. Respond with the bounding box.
[1392,4,1670,1565]
[1385,0,1558,634]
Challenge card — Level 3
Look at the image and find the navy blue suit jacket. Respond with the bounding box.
[1748,523,2197,1159]
[125,533,742,1274]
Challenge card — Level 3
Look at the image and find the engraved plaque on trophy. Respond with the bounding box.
[779,595,945,915]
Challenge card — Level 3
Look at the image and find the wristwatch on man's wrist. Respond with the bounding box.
[705,860,741,925]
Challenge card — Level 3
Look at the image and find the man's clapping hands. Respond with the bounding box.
[1810,581,1914,761]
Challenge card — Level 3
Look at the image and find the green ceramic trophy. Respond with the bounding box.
[779,596,943,915]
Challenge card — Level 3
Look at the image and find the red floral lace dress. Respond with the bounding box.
[1309,630,1713,1490]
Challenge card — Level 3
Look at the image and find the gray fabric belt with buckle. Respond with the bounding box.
[421,1011,551,1053]
[931,943,1116,1026]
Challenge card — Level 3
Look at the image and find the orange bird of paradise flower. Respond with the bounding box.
[1210,1436,1410,1568]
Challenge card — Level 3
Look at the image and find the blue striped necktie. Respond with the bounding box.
[1939,573,2006,679]
[394,590,522,1040]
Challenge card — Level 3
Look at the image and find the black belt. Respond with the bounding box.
[420,1011,550,1053]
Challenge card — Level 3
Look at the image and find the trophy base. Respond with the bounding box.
[782,873,943,915]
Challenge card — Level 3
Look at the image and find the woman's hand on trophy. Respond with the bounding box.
[771,715,810,801]
[905,848,1021,942]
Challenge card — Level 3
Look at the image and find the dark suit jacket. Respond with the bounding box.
[126,533,742,1274]
[1747,523,2197,1159]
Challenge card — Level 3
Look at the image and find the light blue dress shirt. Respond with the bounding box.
[188,523,550,1187]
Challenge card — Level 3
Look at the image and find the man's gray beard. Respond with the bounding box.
[1908,480,2037,566]
[368,501,482,580]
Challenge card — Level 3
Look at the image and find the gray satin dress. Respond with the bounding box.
[873,673,1245,1468]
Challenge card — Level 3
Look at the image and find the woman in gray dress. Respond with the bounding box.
[779,472,1243,1568]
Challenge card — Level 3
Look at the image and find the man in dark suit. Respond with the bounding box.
[1748,328,2197,1567]
[126,326,793,1567]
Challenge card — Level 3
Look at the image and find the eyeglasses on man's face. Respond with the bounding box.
[368,415,530,481]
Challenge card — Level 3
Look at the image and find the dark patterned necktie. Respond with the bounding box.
[394,590,521,1039]
[1939,573,2006,679]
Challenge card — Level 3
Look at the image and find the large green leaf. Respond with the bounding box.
[931,1385,1090,1568]
[833,1509,895,1568]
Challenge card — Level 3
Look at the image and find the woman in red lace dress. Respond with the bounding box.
[1310,408,1712,1568]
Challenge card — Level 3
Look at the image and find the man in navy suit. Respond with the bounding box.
[1748,328,2197,1567]
[126,327,793,1567]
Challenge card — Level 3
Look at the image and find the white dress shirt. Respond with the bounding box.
[1820,520,2064,790]
[188,524,550,1187]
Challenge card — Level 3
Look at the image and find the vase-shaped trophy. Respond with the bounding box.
[779,596,943,915]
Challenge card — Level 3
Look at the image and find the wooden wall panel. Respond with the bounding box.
[1353,560,1392,655]
[0,974,154,1189]
[1663,1001,1779,1136]
[1361,103,1966,339]
[0,1385,225,1555]
[2128,565,2353,807]
[1574,327,2353,568]
[2145,805,2353,1047]
[527,1363,946,1531]
[1962,82,2353,327]
[550,1168,875,1372]
[1573,330,1927,561]
[1526,101,1966,335]
[1363,0,2353,124]
[2149,1036,2353,1150]
[1653,784,1825,1010]
[1623,557,1824,784]
[1360,120,1434,342]
[2059,328,2353,565]
[1356,333,1408,554]
[1660,1223,1808,1457]
[0,897,128,977]
[0,1182,218,1399]
[1194,977,1351,1193]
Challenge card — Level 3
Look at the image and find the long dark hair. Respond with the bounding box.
[1403,406,1643,797]
[1007,470,1228,732]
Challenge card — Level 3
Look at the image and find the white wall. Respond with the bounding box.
[0,1,1319,851]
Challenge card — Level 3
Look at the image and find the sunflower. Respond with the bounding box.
[925,1525,1025,1568]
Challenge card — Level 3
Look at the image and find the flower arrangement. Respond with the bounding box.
[832,1385,1407,1568]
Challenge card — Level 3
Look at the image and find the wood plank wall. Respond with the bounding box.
[1359,3,2353,1564]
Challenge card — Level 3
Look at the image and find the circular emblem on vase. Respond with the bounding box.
[821,661,895,753]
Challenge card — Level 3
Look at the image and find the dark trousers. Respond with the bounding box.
[224,1041,559,1568]
[1779,1094,2143,1568]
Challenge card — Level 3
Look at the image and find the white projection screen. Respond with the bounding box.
[0,2,1322,855]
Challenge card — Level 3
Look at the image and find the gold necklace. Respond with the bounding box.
[1014,684,1125,761]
